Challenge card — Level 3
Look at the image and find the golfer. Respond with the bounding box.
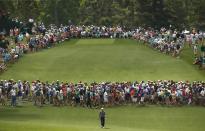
[99,108,106,128]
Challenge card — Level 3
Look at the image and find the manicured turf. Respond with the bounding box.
[0,39,205,82]
[0,39,205,131]
[0,105,205,131]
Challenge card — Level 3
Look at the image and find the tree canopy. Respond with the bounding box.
[1,0,205,29]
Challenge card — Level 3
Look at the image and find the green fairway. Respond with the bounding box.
[0,39,204,82]
[0,105,205,131]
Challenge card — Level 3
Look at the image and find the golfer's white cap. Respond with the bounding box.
[101,108,104,110]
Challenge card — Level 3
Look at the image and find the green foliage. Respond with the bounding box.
[2,0,205,28]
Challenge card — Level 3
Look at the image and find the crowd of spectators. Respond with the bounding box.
[133,27,205,68]
[0,21,70,71]
[68,25,133,38]
[133,27,184,58]
[0,80,205,107]
[133,27,205,59]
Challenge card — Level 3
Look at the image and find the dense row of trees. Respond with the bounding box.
[1,0,205,29]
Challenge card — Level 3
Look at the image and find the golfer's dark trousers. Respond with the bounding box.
[101,117,105,127]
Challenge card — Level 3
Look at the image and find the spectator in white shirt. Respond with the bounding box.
[10,88,16,107]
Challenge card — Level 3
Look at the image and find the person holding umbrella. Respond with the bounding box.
[99,107,106,128]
